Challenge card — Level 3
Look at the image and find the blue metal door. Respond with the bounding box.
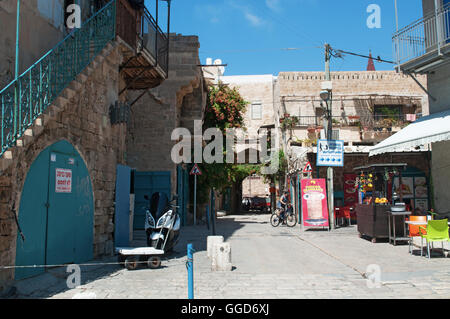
[133,171,171,230]
[114,165,131,247]
[14,148,50,279]
[15,140,94,279]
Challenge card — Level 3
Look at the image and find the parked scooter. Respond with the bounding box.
[144,193,181,252]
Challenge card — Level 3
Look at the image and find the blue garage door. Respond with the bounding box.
[133,171,171,230]
[15,140,94,279]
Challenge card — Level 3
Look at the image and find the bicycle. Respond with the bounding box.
[270,205,297,227]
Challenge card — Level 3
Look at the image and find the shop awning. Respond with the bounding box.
[369,109,450,156]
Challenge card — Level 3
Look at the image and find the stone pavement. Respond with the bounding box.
[5,212,450,299]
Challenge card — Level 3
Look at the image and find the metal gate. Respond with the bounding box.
[133,171,171,230]
[15,140,94,280]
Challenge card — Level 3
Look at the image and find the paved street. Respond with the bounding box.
[7,212,450,299]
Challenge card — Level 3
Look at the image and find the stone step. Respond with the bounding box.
[54,96,69,109]
[62,87,76,100]
[77,72,88,83]
[69,80,83,92]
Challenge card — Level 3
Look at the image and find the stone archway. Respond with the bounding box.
[15,140,94,280]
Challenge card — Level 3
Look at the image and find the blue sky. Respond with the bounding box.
[148,0,424,75]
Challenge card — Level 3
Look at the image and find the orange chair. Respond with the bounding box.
[408,215,428,254]
[335,207,351,227]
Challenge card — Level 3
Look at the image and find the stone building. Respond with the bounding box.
[218,75,277,199]
[0,0,204,291]
[126,34,206,227]
[208,58,431,213]
[278,69,431,213]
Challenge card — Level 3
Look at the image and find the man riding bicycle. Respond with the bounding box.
[278,191,290,219]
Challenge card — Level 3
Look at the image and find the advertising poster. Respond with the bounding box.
[344,174,358,207]
[301,179,329,228]
[414,177,428,198]
[393,177,414,199]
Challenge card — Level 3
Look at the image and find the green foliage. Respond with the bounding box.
[204,82,248,130]
[195,83,255,203]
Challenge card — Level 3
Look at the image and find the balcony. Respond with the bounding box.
[393,2,450,73]
[116,0,169,91]
[290,114,418,144]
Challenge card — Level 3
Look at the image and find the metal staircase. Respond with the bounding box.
[0,0,117,158]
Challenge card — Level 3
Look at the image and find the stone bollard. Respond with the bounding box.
[207,236,224,259]
[211,242,232,272]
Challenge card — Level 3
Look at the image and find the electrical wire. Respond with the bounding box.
[200,47,321,54]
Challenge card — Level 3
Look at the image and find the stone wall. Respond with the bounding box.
[431,140,450,214]
[0,44,125,290]
[0,0,67,89]
[427,64,450,115]
[126,34,206,194]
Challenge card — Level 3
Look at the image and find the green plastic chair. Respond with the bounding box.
[419,219,450,259]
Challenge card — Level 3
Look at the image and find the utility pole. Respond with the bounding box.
[324,43,335,230]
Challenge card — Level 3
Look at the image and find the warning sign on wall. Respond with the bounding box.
[56,168,72,193]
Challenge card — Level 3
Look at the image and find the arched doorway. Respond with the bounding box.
[15,140,94,280]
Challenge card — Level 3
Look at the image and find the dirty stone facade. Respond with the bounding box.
[0,43,127,290]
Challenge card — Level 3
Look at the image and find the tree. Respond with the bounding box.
[196,83,252,207]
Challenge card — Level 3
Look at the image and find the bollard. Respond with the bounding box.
[207,235,224,258]
[212,242,232,272]
[187,243,194,299]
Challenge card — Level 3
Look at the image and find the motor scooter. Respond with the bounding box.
[144,193,181,252]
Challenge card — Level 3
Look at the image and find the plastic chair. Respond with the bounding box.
[407,215,427,254]
[419,219,450,259]
[335,207,345,227]
[343,206,352,226]
[335,207,351,227]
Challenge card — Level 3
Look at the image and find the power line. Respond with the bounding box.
[331,47,396,65]
[200,47,321,54]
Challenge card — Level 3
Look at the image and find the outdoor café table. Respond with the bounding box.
[388,210,411,245]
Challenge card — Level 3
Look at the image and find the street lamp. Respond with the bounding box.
[320,90,330,102]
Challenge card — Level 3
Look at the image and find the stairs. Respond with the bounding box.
[0,42,118,173]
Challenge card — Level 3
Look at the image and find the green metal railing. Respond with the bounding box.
[0,0,116,156]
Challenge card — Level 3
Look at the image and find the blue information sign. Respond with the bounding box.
[317,140,344,167]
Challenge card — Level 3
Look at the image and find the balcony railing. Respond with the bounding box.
[0,0,116,156]
[294,114,418,130]
[116,0,169,74]
[393,3,450,65]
